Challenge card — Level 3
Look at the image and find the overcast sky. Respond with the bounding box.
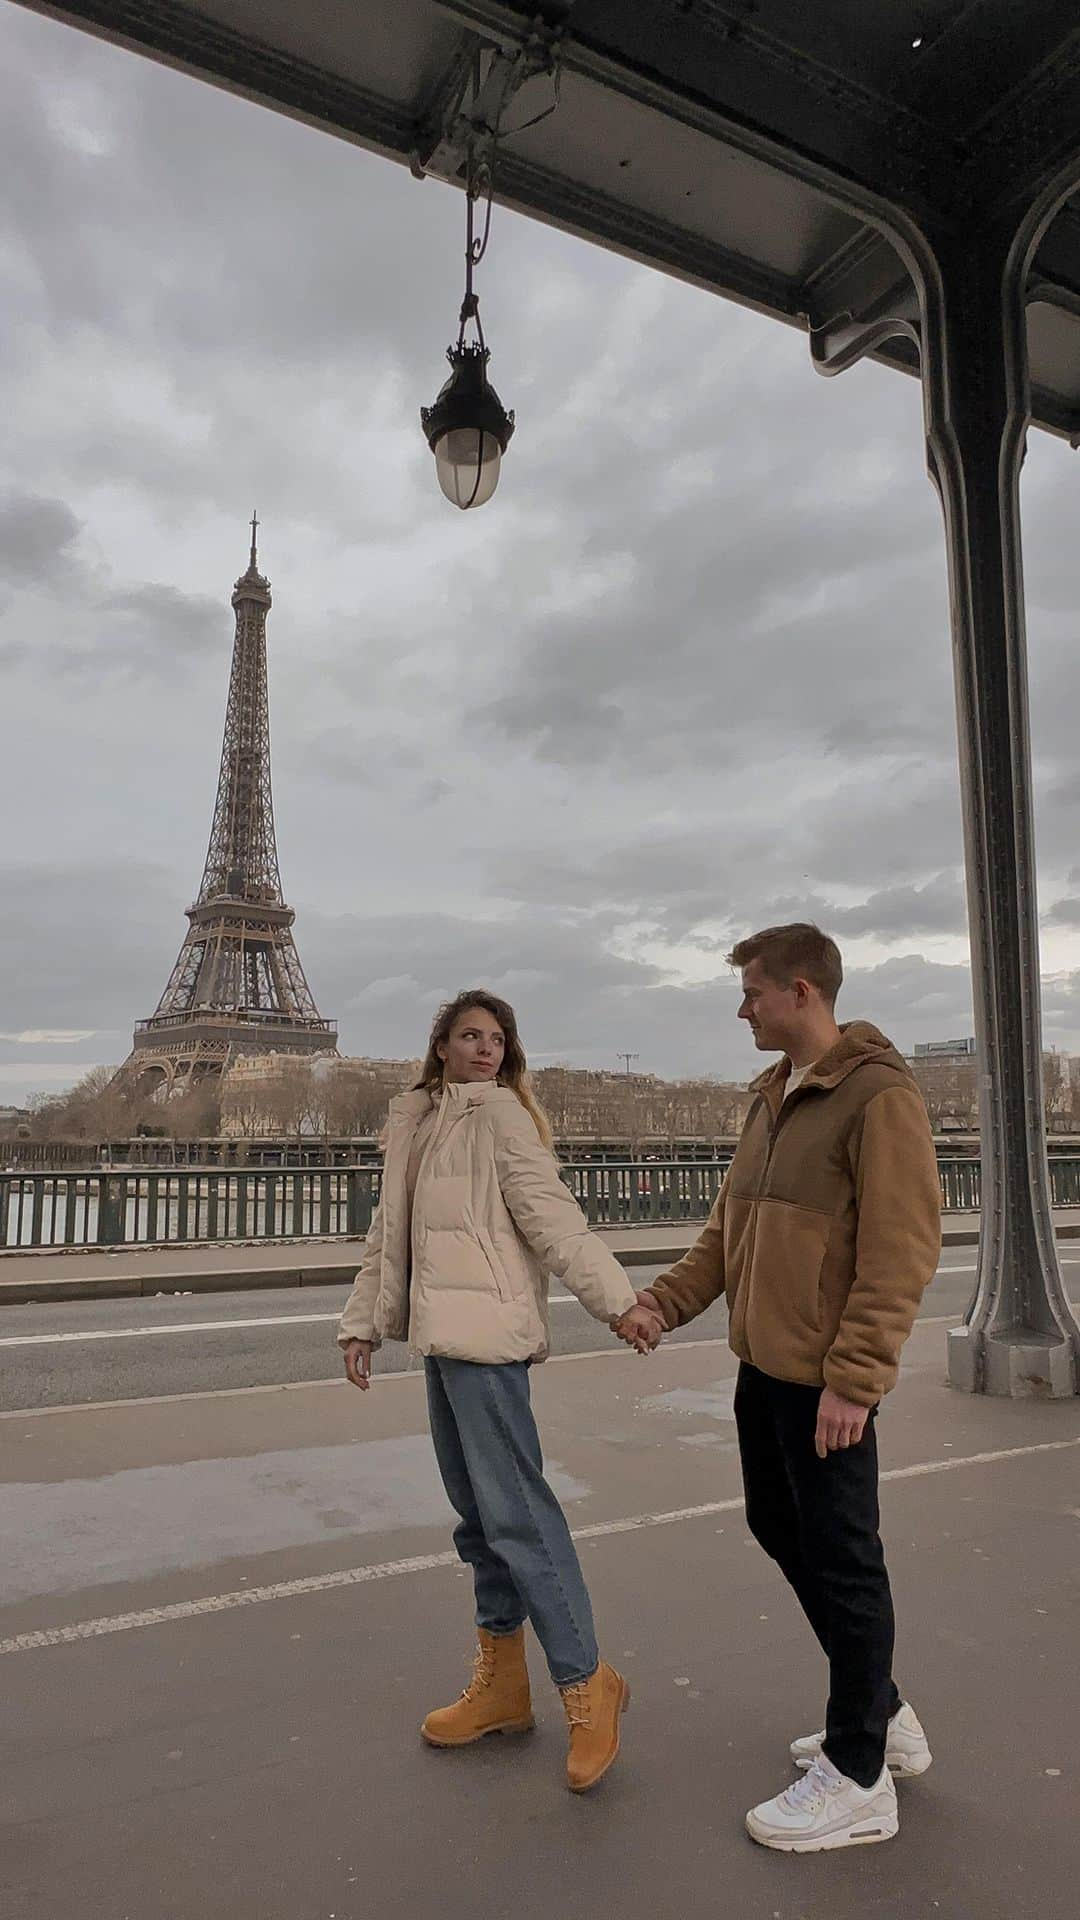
[2,5,1080,1107]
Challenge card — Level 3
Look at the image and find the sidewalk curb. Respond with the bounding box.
[940,1224,1080,1248]
[2,1222,1078,1308]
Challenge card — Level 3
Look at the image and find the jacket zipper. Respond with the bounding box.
[738,1093,790,1361]
[409,1086,453,1284]
[408,1088,481,1281]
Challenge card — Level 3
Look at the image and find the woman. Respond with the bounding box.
[339,989,657,1792]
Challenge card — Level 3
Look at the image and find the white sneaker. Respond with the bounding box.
[747,1754,899,1853]
[790,1702,932,1778]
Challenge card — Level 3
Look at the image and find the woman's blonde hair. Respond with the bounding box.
[412,989,554,1150]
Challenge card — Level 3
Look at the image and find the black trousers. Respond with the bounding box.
[734,1360,902,1788]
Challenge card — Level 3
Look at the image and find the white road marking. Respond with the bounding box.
[1,1261,1074,1400]
[0,1296,580,1348]
[6,1265,1080,1350]
[2,1250,1077,1352]
[4,1433,1079,1657]
[0,1336,734,1419]
[0,1313,341,1347]
[0,1376,357,1418]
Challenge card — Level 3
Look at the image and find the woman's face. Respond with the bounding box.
[437,1006,507,1084]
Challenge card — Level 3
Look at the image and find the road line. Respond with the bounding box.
[0,1279,1071,1352]
[5,1296,1071,1414]
[3,1287,1071,1412]
[0,1376,351,1418]
[3,1262,1071,1351]
[4,1434,1079,1657]
[0,1335,731,1418]
[0,1313,341,1347]
[0,1297,582,1350]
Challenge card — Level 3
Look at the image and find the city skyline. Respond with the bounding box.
[4,6,1080,1108]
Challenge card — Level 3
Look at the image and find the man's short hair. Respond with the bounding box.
[727,923,843,1006]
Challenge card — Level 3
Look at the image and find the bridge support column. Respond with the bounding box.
[920,226,1080,1396]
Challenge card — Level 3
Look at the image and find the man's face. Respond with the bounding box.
[737,956,802,1053]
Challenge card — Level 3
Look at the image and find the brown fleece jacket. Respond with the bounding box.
[646,1022,942,1406]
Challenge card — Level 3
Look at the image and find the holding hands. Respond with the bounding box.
[610,1290,665,1355]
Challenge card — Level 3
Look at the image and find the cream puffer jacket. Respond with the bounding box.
[337,1081,638,1364]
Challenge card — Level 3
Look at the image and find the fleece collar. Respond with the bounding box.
[750,1021,910,1118]
[388,1080,517,1123]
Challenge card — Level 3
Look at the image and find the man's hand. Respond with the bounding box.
[610,1302,663,1354]
[343,1338,373,1390]
[815,1386,870,1458]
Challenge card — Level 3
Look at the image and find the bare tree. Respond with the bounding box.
[908,1056,978,1132]
[166,1079,222,1141]
[257,1060,315,1142]
[1042,1049,1072,1132]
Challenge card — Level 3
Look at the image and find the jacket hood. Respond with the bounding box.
[750,1021,913,1106]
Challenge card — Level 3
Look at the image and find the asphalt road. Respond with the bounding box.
[5,1284,1080,1920]
[1,1247,1066,1412]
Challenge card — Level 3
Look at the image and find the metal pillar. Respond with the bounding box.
[920,227,1080,1397]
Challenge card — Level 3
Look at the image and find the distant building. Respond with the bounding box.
[907,1043,979,1131]
[913,1038,977,1063]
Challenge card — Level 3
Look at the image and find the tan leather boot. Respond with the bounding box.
[421,1627,534,1747]
[560,1660,630,1792]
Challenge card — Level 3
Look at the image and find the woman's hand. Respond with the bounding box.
[343,1338,374,1390]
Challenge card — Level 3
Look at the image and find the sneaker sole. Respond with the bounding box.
[746,1810,899,1852]
[421,1715,535,1748]
[794,1751,932,1779]
[567,1679,631,1793]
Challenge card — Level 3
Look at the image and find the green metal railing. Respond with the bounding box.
[0,1167,384,1250]
[1,1157,1076,1252]
[1,1160,726,1249]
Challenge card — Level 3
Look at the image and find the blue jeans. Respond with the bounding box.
[424,1356,599,1688]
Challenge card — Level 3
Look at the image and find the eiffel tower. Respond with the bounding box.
[125,519,337,1091]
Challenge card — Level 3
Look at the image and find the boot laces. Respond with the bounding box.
[461,1639,496,1701]
[560,1681,592,1729]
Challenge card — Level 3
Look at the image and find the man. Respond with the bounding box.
[618,924,941,1852]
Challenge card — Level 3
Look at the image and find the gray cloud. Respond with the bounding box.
[0,485,223,677]
[2,6,1080,1107]
[97,580,221,670]
[0,490,80,586]
[1,860,179,1036]
[739,873,968,942]
[1045,896,1080,928]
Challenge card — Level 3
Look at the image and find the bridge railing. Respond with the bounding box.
[1,1157,1075,1251]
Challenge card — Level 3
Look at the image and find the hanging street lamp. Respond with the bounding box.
[418,28,565,509]
[421,167,515,510]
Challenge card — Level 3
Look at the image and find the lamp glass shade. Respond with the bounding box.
[434,427,502,510]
